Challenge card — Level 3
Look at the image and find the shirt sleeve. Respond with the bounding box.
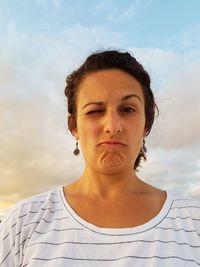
[0,207,21,267]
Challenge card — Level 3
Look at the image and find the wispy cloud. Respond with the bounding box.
[133,48,200,198]
[0,5,200,218]
[94,0,148,25]
[104,4,137,23]
[34,0,62,8]
[0,21,125,215]
[166,23,200,51]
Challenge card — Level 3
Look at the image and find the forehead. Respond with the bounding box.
[77,69,144,102]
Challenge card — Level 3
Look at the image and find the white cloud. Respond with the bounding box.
[51,0,62,8]
[95,0,152,24]
[33,0,62,8]
[167,23,200,51]
[1,20,200,218]
[106,4,137,23]
[34,0,48,7]
[132,47,200,199]
[60,24,127,53]
[188,184,200,199]
[153,56,200,150]
[129,47,200,148]
[0,22,126,215]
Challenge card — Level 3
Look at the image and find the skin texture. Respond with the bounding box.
[64,69,166,228]
[75,69,145,175]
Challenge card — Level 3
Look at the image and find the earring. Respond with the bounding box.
[73,140,80,156]
[142,139,147,154]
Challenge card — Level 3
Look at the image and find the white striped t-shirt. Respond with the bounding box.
[0,186,200,266]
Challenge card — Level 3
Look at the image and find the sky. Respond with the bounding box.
[0,0,200,219]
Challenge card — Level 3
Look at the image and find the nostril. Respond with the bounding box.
[103,113,122,134]
[105,125,122,134]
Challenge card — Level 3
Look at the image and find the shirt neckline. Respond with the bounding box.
[59,186,174,237]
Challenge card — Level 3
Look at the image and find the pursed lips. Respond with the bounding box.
[98,141,125,146]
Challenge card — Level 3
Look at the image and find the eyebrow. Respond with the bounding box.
[82,94,142,110]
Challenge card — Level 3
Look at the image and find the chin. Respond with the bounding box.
[92,153,132,174]
[99,162,128,174]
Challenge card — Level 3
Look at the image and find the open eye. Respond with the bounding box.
[122,107,135,113]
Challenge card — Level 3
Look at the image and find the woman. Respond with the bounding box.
[0,50,200,266]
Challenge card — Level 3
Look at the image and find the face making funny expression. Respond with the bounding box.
[72,69,146,175]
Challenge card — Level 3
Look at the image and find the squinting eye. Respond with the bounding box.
[122,107,135,113]
[87,110,103,114]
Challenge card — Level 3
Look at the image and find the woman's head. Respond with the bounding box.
[65,50,158,170]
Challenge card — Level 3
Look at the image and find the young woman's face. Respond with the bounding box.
[72,69,146,174]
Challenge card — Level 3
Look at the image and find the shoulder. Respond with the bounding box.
[165,191,200,231]
[0,187,62,235]
[0,187,64,266]
[169,192,200,210]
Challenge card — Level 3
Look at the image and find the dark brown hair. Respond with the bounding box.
[65,49,158,170]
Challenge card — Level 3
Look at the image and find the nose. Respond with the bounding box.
[104,111,122,135]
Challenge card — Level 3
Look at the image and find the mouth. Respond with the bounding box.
[99,141,125,146]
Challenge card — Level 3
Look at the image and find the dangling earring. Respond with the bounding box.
[73,140,80,156]
[142,139,147,154]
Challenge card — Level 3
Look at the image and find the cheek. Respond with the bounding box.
[92,124,101,136]
[78,119,100,139]
[129,116,145,131]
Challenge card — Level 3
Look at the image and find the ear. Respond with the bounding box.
[143,127,148,138]
[73,131,79,139]
[71,128,79,139]
[68,114,79,139]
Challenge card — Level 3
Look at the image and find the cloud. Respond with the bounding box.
[132,47,200,199]
[129,47,200,148]
[167,23,200,51]
[154,54,200,150]
[0,19,200,219]
[34,0,62,8]
[95,0,153,24]
[51,0,62,8]
[60,24,127,52]
[140,148,200,197]
[0,22,126,215]
[34,0,48,8]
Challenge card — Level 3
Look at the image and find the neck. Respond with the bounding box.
[76,166,144,200]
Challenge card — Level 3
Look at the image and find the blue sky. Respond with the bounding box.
[0,0,200,218]
[1,0,200,50]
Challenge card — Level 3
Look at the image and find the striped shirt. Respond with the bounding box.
[0,186,200,266]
